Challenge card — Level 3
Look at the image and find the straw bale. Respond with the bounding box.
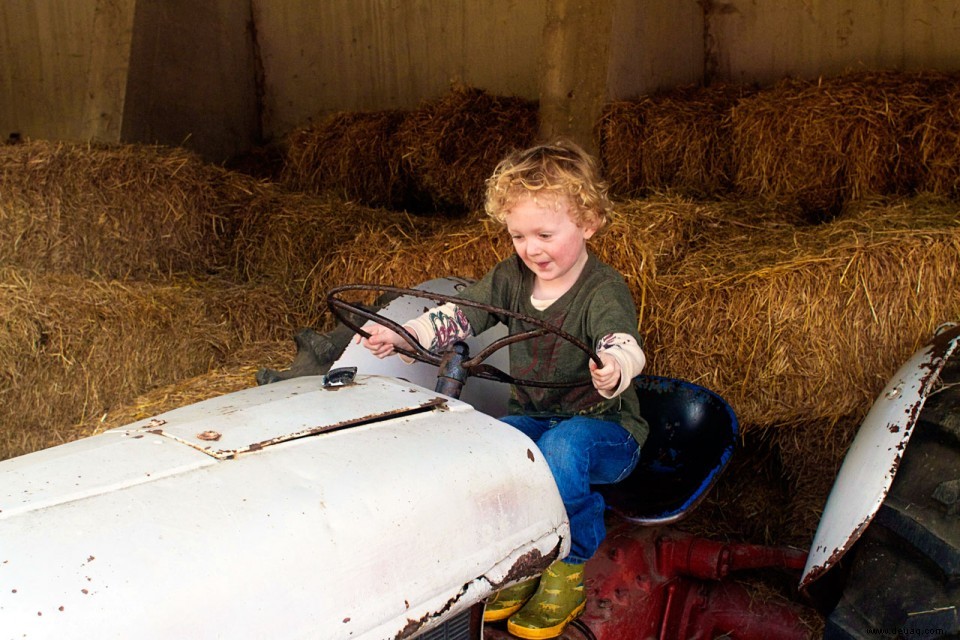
[281,110,411,209]
[301,212,511,313]
[0,140,270,278]
[642,195,960,431]
[610,196,808,281]
[680,413,857,557]
[396,86,539,214]
[299,195,762,326]
[0,269,297,460]
[597,84,752,198]
[917,74,960,195]
[731,71,949,220]
[231,191,435,325]
[76,339,295,436]
[303,195,691,313]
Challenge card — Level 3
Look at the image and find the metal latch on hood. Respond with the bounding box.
[322,366,357,388]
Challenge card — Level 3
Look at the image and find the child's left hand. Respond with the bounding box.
[589,352,621,392]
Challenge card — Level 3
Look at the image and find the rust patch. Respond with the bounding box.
[490,539,563,590]
[392,539,563,638]
[235,398,449,457]
[394,582,470,639]
[527,448,535,462]
[802,513,875,588]
[197,431,222,441]
[146,397,449,460]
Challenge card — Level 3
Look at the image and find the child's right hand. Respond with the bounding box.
[356,323,412,359]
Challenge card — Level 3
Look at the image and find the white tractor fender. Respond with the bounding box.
[0,374,569,639]
[800,323,960,589]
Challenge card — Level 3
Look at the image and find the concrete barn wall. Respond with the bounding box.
[121,0,260,161]
[253,0,548,138]
[2,1,960,161]
[608,0,704,99]
[0,0,135,143]
[706,0,960,86]
[255,0,702,140]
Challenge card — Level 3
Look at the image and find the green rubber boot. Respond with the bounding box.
[506,560,586,639]
[483,577,539,622]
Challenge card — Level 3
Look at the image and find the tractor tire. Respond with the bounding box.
[825,353,960,638]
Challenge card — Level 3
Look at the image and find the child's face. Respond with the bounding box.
[505,194,597,294]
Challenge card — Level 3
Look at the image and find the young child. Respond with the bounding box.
[359,140,647,639]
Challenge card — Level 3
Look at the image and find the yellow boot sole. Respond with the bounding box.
[506,600,586,639]
[483,600,525,622]
[483,578,539,622]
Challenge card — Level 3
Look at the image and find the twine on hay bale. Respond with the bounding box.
[597,83,753,199]
[0,140,270,278]
[396,86,539,214]
[730,70,952,220]
[0,268,297,460]
[281,109,411,209]
[642,194,960,431]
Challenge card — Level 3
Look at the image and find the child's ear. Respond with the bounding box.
[581,222,598,240]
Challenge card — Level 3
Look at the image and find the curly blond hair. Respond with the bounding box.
[484,139,613,232]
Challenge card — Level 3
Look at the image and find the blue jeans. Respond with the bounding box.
[500,415,640,564]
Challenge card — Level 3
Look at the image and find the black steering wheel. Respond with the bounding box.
[327,284,602,389]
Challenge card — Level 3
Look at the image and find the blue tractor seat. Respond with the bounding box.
[598,375,738,525]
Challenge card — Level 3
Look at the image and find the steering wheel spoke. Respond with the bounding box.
[327,284,601,389]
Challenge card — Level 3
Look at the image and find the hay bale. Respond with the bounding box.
[300,195,753,325]
[597,84,752,198]
[300,211,511,314]
[677,430,794,546]
[231,191,434,325]
[76,339,295,436]
[0,269,297,460]
[609,196,806,279]
[278,87,538,214]
[0,140,269,278]
[917,74,960,196]
[731,71,948,220]
[302,195,685,314]
[396,86,539,214]
[643,195,960,431]
[281,110,412,209]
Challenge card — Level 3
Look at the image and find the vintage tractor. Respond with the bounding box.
[1,279,957,639]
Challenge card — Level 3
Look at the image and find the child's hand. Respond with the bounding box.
[589,352,622,392]
[356,323,411,359]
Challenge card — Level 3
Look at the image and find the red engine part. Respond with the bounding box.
[483,522,814,640]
